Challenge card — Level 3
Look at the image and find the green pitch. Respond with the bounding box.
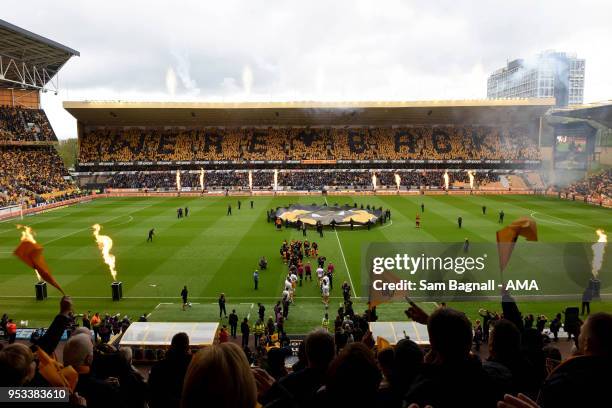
[0,194,610,334]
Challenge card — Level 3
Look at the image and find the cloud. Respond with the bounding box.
[1,0,609,138]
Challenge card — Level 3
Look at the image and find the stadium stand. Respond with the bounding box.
[0,105,75,207]
[2,295,611,408]
[98,170,514,191]
[78,125,540,164]
[0,18,79,208]
[0,106,58,142]
[524,172,546,189]
[507,174,529,190]
[563,169,612,203]
[0,145,72,206]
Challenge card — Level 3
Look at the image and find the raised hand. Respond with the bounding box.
[405,301,429,325]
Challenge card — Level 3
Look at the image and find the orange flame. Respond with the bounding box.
[394,173,401,189]
[92,224,117,281]
[596,229,607,243]
[591,229,607,279]
[443,171,449,190]
[16,225,42,281]
[467,170,475,189]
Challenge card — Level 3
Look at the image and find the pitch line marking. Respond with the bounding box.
[324,197,356,298]
[0,212,73,232]
[0,209,75,226]
[109,215,134,227]
[41,203,154,245]
[529,211,583,228]
[378,219,393,230]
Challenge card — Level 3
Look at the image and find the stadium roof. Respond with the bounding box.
[551,101,612,129]
[0,19,79,90]
[64,98,554,127]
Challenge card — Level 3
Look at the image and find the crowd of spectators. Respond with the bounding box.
[1,295,610,408]
[0,106,73,207]
[0,106,57,142]
[563,169,612,202]
[102,170,505,191]
[0,146,72,207]
[79,125,540,163]
[279,171,371,190]
[106,171,274,189]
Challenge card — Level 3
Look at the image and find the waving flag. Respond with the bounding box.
[496,216,538,273]
[14,225,65,294]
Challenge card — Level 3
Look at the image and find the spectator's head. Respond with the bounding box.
[0,343,36,386]
[489,319,521,361]
[391,338,423,391]
[325,342,381,405]
[72,327,92,338]
[181,343,256,408]
[266,347,288,379]
[579,312,612,357]
[542,345,562,362]
[63,333,94,368]
[119,347,133,365]
[377,346,395,380]
[427,307,472,363]
[305,329,335,370]
[171,332,190,354]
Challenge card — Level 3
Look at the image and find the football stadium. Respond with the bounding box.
[1,4,611,408]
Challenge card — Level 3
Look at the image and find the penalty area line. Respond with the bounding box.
[529,210,597,230]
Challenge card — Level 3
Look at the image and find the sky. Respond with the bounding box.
[3,0,612,139]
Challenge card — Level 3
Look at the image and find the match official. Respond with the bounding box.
[181,286,189,311]
[218,293,227,318]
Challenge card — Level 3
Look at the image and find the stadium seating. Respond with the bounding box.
[507,175,528,190]
[563,169,612,202]
[99,170,512,190]
[78,125,540,163]
[0,106,57,142]
[2,296,611,408]
[0,146,72,207]
[524,172,546,189]
[0,106,73,207]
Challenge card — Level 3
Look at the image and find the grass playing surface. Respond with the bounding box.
[0,194,610,333]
